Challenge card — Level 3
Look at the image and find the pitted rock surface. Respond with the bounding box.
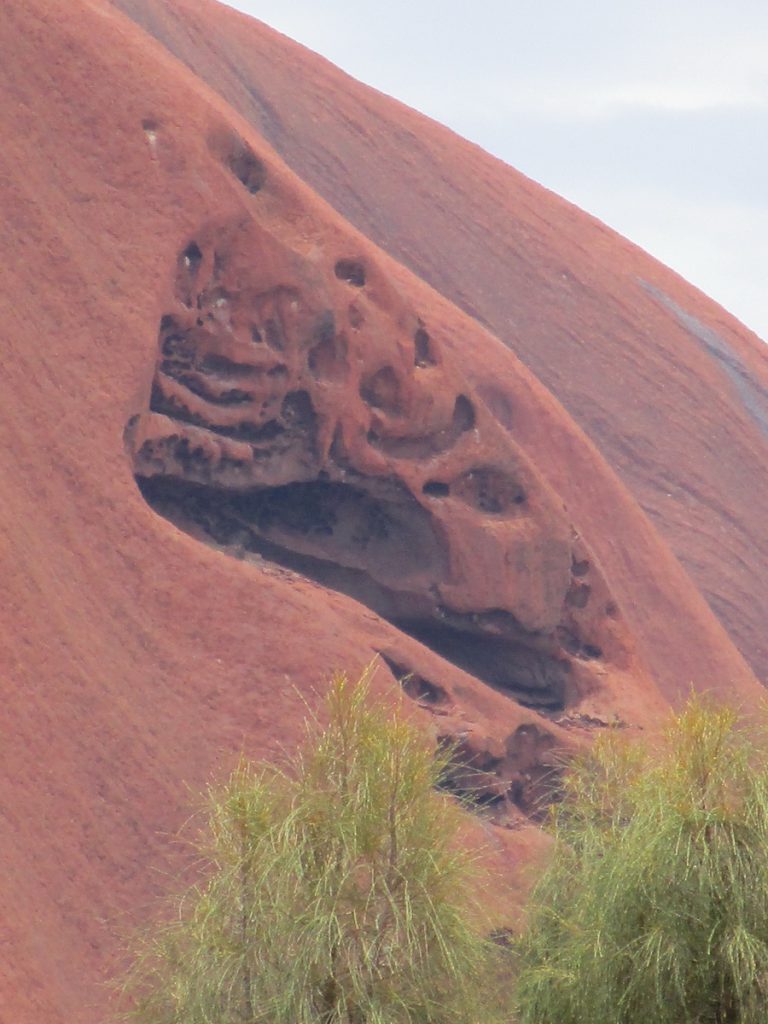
[127,216,626,713]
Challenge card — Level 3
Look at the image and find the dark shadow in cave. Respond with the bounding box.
[136,473,569,713]
[393,620,568,712]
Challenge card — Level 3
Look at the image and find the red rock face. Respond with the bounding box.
[127,202,636,717]
[0,0,764,1020]
[112,0,768,691]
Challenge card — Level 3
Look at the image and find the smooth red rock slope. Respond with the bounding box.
[0,0,764,1020]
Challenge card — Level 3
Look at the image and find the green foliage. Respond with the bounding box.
[515,697,768,1024]
[124,668,509,1024]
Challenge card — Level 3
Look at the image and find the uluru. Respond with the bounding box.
[1,0,767,1020]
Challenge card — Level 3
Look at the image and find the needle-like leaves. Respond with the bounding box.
[515,697,768,1024]
[123,667,510,1024]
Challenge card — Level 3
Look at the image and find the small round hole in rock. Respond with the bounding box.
[452,467,525,515]
[453,395,476,433]
[142,119,159,147]
[160,314,178,333]
[423,481,450,497]
[414,327,436,367]
[335,260,366,287]
[402,674,447,705]
[181,241,203,271]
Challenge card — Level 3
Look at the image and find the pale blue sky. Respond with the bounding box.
[222,0,768,341]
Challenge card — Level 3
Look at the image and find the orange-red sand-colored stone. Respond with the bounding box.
[0,1,765,1019]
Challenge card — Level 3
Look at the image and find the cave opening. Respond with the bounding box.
[136,472,569,713]
[334,259,366,287]
[392,619,568,712]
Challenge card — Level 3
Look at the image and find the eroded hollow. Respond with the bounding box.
[175,242,204,306]
[414,326,436,368]
[453,467,526,514]
[135,465,573,713]
[378,653,450,707]
[557,626,603,661]
[307,312,344,381]
[180,241,202,273]
[360,366,402,414]
[227,141,267,194]
[436,746,507,811]
[394,619,570,712]
[368,394,476,460]
[335,259,366,287]
[138,475,446,588]
[435,727,561,821]
[423,481,450,497]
